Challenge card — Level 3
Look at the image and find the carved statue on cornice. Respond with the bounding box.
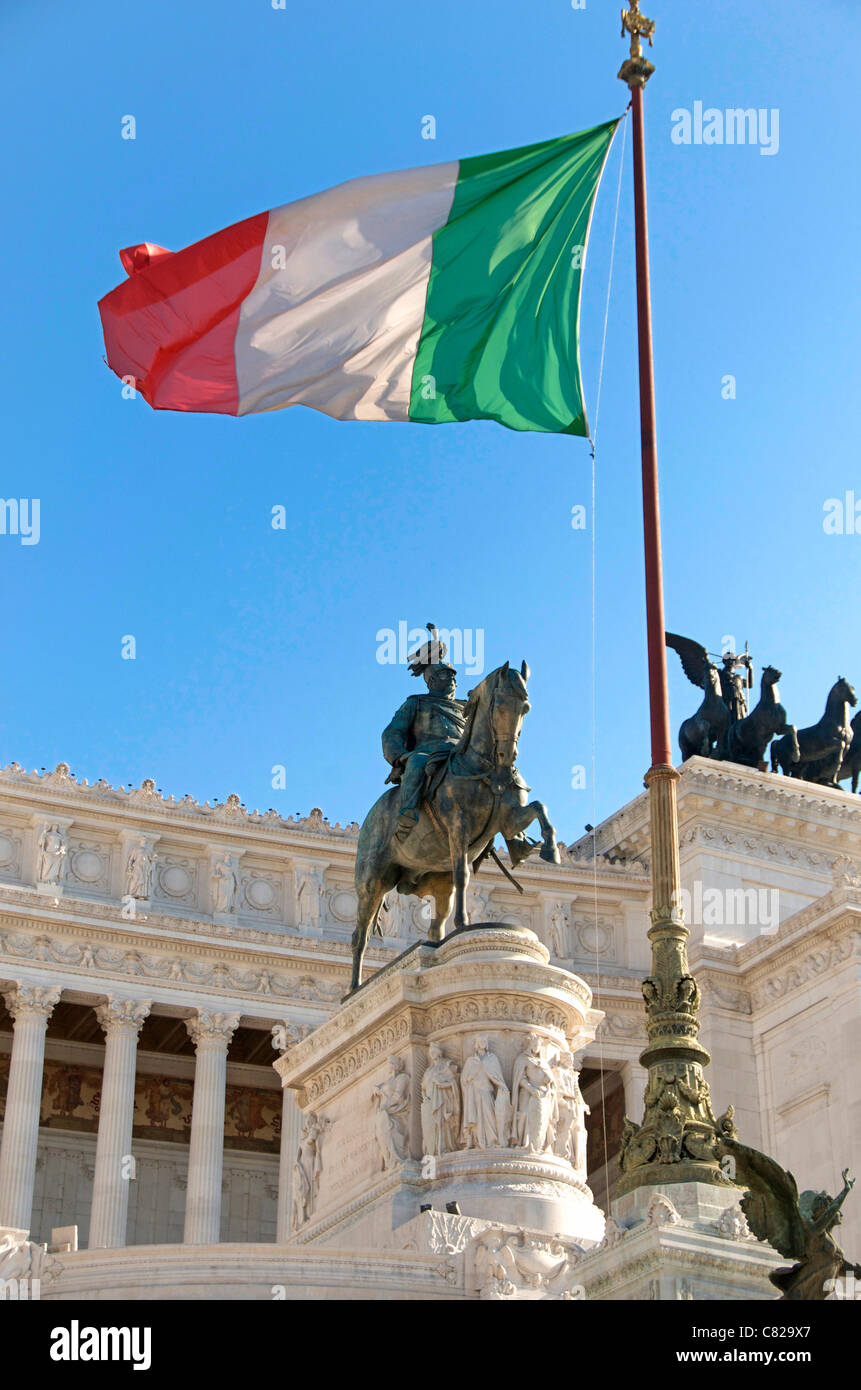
[547,902,570,959]
[212,854,238,914]
[37,823,67,885]
[125,838,154,899]
[296,868,324,928]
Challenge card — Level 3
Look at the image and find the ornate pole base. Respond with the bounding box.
[616,766,734,1196]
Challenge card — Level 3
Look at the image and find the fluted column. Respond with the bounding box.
[183,1010,239,1244]
[271,1025,302,1241]
[88,996,151,1249]
[0,982,61,1231]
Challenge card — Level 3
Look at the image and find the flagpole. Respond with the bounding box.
[615,5,730,1195]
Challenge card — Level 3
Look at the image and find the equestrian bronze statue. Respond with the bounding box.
[771,677,857,786]
[350,625,560,991]
[717,1127,860,1300]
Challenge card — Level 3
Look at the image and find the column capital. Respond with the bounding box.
[3,981,61,1024]
[186,1010,240,1049]
[95,996,152,1038]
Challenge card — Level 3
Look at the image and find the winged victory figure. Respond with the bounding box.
[718,1130,860,1300]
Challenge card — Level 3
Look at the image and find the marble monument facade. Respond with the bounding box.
[0,755,858,1297]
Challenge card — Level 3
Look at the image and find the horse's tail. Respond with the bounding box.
[771,739,782,774]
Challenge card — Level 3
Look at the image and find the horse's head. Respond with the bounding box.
[834,676,858,708]
[466,660,531,767]
[762,665,781,685]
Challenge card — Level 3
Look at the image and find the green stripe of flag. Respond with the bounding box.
[409,118,620,435]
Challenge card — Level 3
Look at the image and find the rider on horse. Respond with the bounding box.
[718,650,753,725]
[383,628,467,843]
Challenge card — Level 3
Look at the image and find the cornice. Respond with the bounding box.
[569,758,861,864]
[0,762,361,844]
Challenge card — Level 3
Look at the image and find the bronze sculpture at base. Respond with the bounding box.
[717,1130,860,1301]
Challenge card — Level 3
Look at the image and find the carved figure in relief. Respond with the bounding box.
[371,1056,411,1169]
[547,903,569,958]
[716,1204,750,1241]
[126,838,154,899]
[293,1111,326,1227]
[37,824,67,884]
[510,1034,556,1153]
[553,1053,590,1171]
[461,1035,510,1150]
[296,869,323,927]
[376,892,397,937]
[420,1043,461,1156]
[212,854,238,914]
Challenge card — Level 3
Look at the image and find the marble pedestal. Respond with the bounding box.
[275,923,606,1250]
[573,1182,784,1300]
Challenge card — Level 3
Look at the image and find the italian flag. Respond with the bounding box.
[99,118,619,435]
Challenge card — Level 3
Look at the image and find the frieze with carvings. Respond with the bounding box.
[0,922,349,1002]
[680,824,831,875]
[303,1016,412,1104]
[748,929,861,1010]
[424,994,570,1035]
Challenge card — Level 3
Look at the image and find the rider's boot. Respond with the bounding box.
[507,833,541,868]
[394,810,419,843]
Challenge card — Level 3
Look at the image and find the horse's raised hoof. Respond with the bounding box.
[540,842,561,865]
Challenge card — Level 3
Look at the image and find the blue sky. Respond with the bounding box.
[1,0,858,839]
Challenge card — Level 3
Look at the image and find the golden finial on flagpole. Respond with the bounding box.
[619,1,656,88]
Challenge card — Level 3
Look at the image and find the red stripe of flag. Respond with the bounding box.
[98,212,269,414]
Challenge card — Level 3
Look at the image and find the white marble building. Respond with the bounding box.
[0,755,859,1296]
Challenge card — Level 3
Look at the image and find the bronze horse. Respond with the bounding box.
[771,677,857,785]
[721,666,798,769]
[678,664,729,762]
[351,661,559,990]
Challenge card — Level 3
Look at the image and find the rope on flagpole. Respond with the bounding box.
[586,108,628,1191]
